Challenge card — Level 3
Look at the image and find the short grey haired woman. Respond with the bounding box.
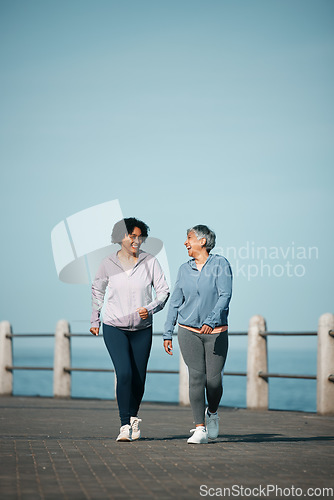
[164,225,232,444]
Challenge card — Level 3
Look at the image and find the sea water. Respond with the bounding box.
[12,334,317,412]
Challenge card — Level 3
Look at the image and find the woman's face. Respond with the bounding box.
[121,226,143,256]
[184,231,206,257]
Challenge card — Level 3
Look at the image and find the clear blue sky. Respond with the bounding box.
[1,0,333,337]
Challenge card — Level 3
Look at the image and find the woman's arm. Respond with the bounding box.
[163,268,185,341]
[203,258,233,329]
[144,258,170,315]
[90,261,108,331]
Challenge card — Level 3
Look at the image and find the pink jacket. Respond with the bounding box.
[91,251,169,331]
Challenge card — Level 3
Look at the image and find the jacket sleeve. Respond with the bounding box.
[145,258,170,315]
[203,258,232,329]
[90,260,108,328]
[163,267,185,340]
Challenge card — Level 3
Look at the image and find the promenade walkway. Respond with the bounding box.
[0,397,333,499]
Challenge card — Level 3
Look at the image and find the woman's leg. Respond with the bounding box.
[203,332,228,413]
[102,324,132,426]
[177,326,206,425]
[127,326,152,417]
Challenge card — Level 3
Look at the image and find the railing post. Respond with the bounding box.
[179,351,190,406]
[247,315,268,410]
[0,321,13,396]
[317,313,334,415]
[53,320,71,398]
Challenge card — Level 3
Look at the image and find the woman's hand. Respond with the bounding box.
[90,327,99,336]
[137,307,149,319]
[200,324,213,334]
[163,340,173,355]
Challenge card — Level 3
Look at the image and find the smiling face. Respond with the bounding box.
[184,230,206,258]
[121,226,143,256]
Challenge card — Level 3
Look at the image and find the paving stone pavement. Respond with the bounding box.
[0,397,333,499]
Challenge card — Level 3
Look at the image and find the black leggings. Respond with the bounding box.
[103,324,152,426]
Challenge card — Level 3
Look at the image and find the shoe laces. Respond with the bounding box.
[190,426,206,434]
[131,417,142,432]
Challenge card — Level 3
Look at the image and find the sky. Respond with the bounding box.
[1,0,333,340]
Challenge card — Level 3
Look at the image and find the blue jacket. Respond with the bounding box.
[164,254,232,339]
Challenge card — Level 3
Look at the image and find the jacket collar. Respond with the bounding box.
[188,253,213,270]
[108,250,150,270]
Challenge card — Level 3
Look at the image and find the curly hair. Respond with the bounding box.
[111,217,150,244]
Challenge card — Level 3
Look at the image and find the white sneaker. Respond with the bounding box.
[130,416,142,440]
[187,426,208,444]
[205,408,220,440]
[116,424,132,442]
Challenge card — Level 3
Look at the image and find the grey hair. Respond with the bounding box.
[187,225,216,252]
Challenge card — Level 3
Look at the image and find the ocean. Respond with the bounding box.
[12,333,317,412]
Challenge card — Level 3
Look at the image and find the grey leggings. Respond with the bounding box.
[178,326,228,425]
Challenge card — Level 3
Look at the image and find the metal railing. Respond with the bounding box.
[0,315,333,414]
[258,331,317,381]
[4,332,319,379]
[5,331,249,377]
